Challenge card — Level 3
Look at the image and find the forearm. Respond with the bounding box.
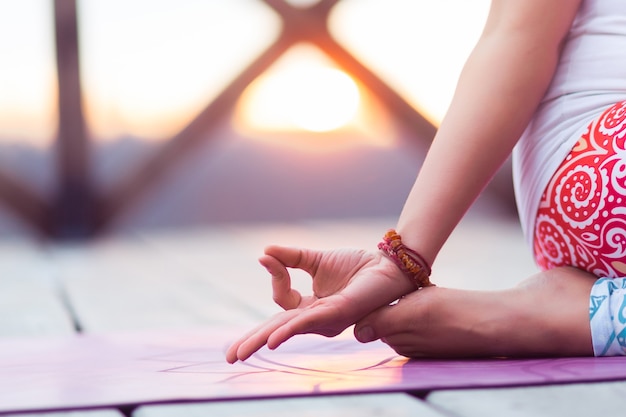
[396,1,580,267]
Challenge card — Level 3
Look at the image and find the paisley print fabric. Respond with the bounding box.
[534,101,626,278]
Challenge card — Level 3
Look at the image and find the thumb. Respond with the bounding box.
[354,303,404,343]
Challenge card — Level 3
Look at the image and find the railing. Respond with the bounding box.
[1,0,445,239]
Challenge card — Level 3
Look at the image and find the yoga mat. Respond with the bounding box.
[0,327,625,414]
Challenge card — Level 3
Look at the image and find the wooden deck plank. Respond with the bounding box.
[0,235,122,417]
[432,216,539,290]
[45,215,538,335]
[0,217,619,416]
[51,235,263,332]
[0,240,75,337]
[134,393,446,417]
[137,215,538,321]
[3,410,124,417]
[427,381,626,417]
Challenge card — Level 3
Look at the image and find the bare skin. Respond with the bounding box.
[394,0,582,265]
[355,266,596,358]
[225,0,589,363]
[226,247,595,363]
[225,245,415,363]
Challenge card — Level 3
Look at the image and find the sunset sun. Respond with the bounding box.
[236,46,361,133]
[288,67,360,132]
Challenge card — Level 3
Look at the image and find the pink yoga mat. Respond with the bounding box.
[1,327,625,413]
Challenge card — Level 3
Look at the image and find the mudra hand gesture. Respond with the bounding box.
[225,245,414,363]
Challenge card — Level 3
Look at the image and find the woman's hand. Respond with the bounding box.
[225,245,415,363]
[354,267,596,358]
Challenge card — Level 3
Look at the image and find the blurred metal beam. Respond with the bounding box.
[95,0,441,232]
[264,0,437,142]
[53,0,94,238]
[94,34,294,232]
[318,33,438,143]
[92,0,517,233]
[0,0,512,238]
[0,170,52,236]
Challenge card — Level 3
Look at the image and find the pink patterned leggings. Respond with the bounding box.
[534,100,626,278]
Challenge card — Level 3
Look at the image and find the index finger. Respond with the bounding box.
[264,245,321,276]
[259,254,302,310]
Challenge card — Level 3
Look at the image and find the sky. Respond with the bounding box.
[0,0,56,144]
[0,0,490,147]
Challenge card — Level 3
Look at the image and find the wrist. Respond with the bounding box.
[376,252,420,296]
[378,229,434,290]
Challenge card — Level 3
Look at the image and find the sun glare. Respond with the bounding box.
[289,68,360,132]
[237,46,361,133]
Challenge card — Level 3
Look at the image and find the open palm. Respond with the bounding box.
[225,245,413,363]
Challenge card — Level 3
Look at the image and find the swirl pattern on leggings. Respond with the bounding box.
[534,101,626,278]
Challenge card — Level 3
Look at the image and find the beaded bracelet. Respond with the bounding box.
[377,229,433,289]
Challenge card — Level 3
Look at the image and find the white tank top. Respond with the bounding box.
[512,0,626,249]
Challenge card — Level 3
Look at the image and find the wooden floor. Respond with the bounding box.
[2,215,625,416]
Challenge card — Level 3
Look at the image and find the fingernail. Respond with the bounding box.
[356,326,375,343]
